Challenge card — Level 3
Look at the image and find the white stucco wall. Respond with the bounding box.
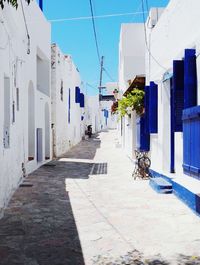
[86,95,101,133]
[51,44,85,157]
[146,1,200,175]
[119,23,145,93]
[0,1,51,216]
[118,23,145,158]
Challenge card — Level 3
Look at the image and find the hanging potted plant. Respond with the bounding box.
[117,88,145,118]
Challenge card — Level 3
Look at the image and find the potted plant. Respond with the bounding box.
[117,88,145,118]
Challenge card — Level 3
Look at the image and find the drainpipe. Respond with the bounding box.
[39,0,43,11]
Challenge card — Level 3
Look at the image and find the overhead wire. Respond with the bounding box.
[49,11,148,23]
[89,0,101,64]
[103,67,115,82]
[141,0,167,71]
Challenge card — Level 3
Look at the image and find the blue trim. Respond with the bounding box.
[184,49,197,109]
[39,0,43,11]
[149,82,158,133]
[172,60,184,132]
[149,169,200,216]
[75,87,81,103]
[170,78,175,173]
[80,93,85,108]
[144,86,149,134]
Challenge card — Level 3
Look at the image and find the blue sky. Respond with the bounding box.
[40,0,169,95]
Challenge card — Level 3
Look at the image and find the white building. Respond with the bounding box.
[0,1,51,216]
[85,95,101,133]
[118,23,145,158]
[144,1,200,214]
[51,44,86,157]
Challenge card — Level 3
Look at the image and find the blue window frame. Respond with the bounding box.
[172,60,184,132]
[184,49,197,109]
[80,93,85,108]
[149,82,158,133]
[75,87,81,103]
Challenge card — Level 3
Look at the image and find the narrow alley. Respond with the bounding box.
[0,130,200,265]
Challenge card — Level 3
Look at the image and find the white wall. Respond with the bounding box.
[119,23,145,93]
[118,23,145,158]
[0,0,51,216]
[51,44,85,157]
[146,1,200,175]
[86,95,101,133]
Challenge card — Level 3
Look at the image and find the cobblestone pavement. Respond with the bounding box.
[0,130,200,265]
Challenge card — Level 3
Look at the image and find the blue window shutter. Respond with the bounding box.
[75,87,80,103]
[140,116,150,151]
[80,93,85,108]
[172,60,184,132]
[183,106,200,178]
[144,86,149,134]
[68,88,71,123]
[184,49,197,109]
[149,82,158,133]
[39,0,43,11]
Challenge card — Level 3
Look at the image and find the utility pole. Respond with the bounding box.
[99,56,104,101]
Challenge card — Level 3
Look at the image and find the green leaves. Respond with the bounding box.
[0,0,31,9]
[117,88,145,117]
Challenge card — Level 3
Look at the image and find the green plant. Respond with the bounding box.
[117,88,145,117]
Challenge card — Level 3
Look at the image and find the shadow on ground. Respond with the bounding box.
[62,133,101,160]
[0,165,85,265]
[0,134,106,265]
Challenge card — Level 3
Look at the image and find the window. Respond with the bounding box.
[16,87,19,111]
[172,60,184,132]
[80,93,85,108]
[60,80,63,101]
[184,49,197,109]
[149,82,158,133]
[75,86,80,103]
[4,76,10,148]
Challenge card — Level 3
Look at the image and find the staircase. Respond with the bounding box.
[149,177,173,194]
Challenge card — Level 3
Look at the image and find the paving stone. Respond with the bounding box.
[0,131,200,264]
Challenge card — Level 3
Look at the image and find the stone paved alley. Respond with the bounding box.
[1,130,200,265]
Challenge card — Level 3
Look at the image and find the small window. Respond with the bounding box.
[60,80,63,101]
[12,101,15,123]
[16,87,19,111]
[4,76,10,148]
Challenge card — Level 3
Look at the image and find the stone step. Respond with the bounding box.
[149,177,173,194]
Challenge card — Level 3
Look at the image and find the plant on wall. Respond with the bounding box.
[117,88,145,117]
[0,0,31,9]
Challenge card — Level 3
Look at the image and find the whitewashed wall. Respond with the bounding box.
[0,1,51,216]
[85,95,101,133]
[51,44,85,157]
[146,1,200,175]
[118,23,145,158]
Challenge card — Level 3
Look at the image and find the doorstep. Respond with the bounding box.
[150,169,200,216]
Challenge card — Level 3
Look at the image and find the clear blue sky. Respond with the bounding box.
[40,0,169,95]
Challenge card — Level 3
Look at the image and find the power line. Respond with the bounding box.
[103,67,115,82]
[141,0,167,71]
[89,0,101,64]
[49,11,148,23]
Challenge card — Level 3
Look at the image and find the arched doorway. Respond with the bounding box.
[28,81,35,161]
